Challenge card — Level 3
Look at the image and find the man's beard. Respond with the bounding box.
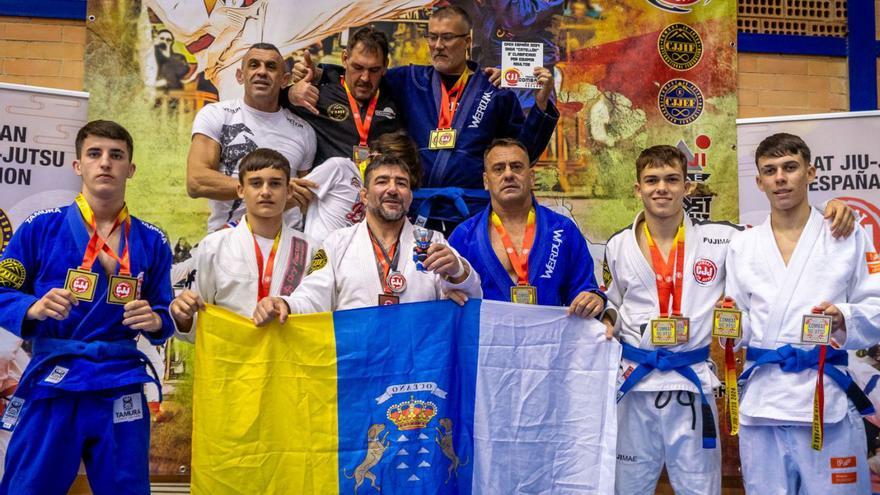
[369,199,406,222]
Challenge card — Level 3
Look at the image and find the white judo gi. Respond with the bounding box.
[725,208,880,495]
[176,218,317,342]
[300,157,363,244]
[283,219,481,313]
[604,211,738,495]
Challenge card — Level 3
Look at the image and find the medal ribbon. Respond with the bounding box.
[721,300,740,436]
[490,208,536,285]
[644,222,685,317]
[812,309,828,451]
[74,193,131,275]
[248,224,281,302]
[437,70,471,129]
[341,77,379,146]
[368,227,400,294]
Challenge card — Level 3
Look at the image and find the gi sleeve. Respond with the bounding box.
[835,226,880,350]
[434,234,482,299]
[174,241,215,344]
[141,232,175,345]
[299,121,317,171]
[282,245,337,314]
[601,244,623,331]
[562,222,605,307]
[0,220,40,338]
[723,233,752,350]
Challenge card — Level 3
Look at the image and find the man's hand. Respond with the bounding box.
[288,177,318,211]
[445,289,469,306]
[813,301,845,333]
[534,66,554,112]
[25,288,78,321]
[567,291,604,319]
[253,297,290,327]
[169,290,205,332]
[288,66,320,115]
[823,199,856,238]
[601,312,615,340]
[715,295,737,309]
[483,67,501,87]
[123,300,163,333]
[292,51,323,84]
[424,244,465,280]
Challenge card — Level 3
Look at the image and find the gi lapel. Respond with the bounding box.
[476,208,516,296]
[759,209,824,347]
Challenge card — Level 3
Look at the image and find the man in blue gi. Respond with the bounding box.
[449,138,605,317]
[0,120,174,495]
[291,6,559,234]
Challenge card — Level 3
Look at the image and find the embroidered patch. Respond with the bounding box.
[43,366,69,384]
[307,248,328,275]
[602,257,612,289]
[830,456,857,469]
[693,258,717,285]
[0,397,24,431]
[0,258,25,289]
[113,393,144,423]
[0,208,12,254]
[327,103,349,122]
[831,472,857,484]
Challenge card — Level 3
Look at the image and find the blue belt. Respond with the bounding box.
[21,337,163,401]
[618,343,717,449]
[413,187,489,226]
[740,345,874,416]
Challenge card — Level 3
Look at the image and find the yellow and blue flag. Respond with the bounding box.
[192,299,620,494]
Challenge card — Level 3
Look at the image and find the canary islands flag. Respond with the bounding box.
[192,299,620,494]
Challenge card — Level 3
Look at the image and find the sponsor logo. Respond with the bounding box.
[503,68,520,86]
[830,456,857,469]
[658,23,703,71]
[327,103,350,122]
[307,248,328,274]
[647,0,709,14]
[0,397,24,431]
[24,207,61,224]
[658,79,704,125]
[0,258,25,289]
[44,366,69,384]
[346,201,365,224]
[469,91,494,128]
[540,229,565,279]
[693,258,717,285]
[617,454,638,462]
[113,393,144,423]
[839,197,880,252]
[831,472,857,484]
[71,276,91,294]
[114,280,133,299]
[702,237,729,245]
[139,220,169,244]
[375,107,396,119]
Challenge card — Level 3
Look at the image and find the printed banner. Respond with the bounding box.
[193,300,620,494]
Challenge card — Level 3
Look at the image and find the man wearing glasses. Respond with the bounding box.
[293,6,558,235]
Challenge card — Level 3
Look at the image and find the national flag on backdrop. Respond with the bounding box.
[192,299,620,494]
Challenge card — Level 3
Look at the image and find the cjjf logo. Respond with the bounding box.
[114,281,133,299]
[658,79,704,125]
[503,68,520,85]
[71,276,91,293]
[693,258,717,285]
[646,0,710,14]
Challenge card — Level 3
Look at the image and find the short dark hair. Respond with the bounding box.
[755,132,811,167]
[431,5,473,30]
[483,138,530,165]
[75,120,134,159]
[363,155,417,191]
[238,148,291,183]
[156,29,174,40]
[635,145,687,181]
[369,130,421,188]
[242,43,284,65]
[348,26,390,63]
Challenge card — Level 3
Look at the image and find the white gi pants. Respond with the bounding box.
[740,407,870,495]
[615,390,721,495]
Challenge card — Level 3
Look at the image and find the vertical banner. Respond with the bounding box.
[85,0,738,481]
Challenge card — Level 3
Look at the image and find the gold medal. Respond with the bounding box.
[713,308,742,339]
[651,317,677,346]
[801,314,832,344]
[428,128,457,150]
[65,268,98,302]
[107,274,138,305]
[510,285,537,304]
[672,315,690,344]
[353,145,371,163]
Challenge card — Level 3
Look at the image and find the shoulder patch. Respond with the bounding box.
[0,259,26,289]
[602,256,612,289]
[0,208,12,254]
[307,248,328,275]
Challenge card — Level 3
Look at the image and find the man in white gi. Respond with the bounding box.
[603,145,856,495]
[254,154,481,321]
[170,148,317,336]
[725,132,880,495]
[187,43,317,233]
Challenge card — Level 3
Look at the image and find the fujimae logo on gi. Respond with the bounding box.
[342,381,468,491]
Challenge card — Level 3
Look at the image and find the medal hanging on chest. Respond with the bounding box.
[248,222,281,303]
[369,226,405,305]
[428,71,469,151]
[491,209,538,304]
[342,77,378,163]
[67,194,137,305]
[644,222,686,346]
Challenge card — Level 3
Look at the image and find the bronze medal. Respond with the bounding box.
[672,315,690,344]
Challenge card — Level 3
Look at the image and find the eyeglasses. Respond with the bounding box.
[423,33,469,44]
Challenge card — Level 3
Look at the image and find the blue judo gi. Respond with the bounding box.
[0,203,174,495]
[381,62,559,227]
[449,202,604,306]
